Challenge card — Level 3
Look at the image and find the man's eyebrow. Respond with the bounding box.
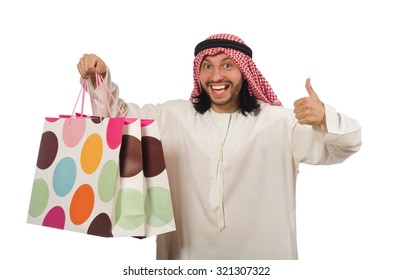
[202,57,232,63]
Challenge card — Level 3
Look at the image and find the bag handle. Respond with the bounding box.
[70,74,126,120]
[70,78,92,118]
[95,72,126,118]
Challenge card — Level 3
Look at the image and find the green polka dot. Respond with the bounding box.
[145,187,174,227]
[98,160,118,202]
[29,179,49,217]
[115,188,144,229]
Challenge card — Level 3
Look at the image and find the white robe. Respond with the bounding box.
[90,71,362,260]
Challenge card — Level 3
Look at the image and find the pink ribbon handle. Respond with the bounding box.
[95,72,126,117]
[70,78,92,118]
[70,73,125,123]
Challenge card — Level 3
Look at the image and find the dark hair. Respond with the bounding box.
[192,80,260,116]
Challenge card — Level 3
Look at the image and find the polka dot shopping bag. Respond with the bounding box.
[27,77,175,237]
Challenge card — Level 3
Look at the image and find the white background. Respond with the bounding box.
[1,0,392,279]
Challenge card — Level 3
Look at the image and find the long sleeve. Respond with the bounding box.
[85,69,168,120]
[291,103,362,165]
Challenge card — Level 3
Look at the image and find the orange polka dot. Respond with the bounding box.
[70,184,94,225]
[80,133,103,174]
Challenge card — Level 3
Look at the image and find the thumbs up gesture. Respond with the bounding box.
[293,78,326,126]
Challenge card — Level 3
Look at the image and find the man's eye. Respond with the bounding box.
[223,63,232,69]
[202,64,211,69]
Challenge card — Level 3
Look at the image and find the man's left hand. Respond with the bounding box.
[293,78,326,126]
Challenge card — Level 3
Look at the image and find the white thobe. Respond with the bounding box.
[90,71,362,260]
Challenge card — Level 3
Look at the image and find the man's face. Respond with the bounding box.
[199,53,243,113]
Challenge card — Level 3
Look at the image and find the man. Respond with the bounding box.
[77,34,361,260]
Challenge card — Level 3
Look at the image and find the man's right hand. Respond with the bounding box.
[77,54,107,79]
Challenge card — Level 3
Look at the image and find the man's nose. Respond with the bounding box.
[211,67,224,82]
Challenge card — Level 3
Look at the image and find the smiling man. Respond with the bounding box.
[77,33,361,260]
[198,53,243,113]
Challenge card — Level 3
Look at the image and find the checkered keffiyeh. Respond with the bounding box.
[191,34,282,106]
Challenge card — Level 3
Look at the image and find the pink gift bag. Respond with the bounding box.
[27,76,175,237]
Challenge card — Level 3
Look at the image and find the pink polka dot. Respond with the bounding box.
[62,117,87,147]
[124,118,138,125]
[141,119,155,127]
[45,117,60,122]
[42,206,66,229]
[106,118,125,149]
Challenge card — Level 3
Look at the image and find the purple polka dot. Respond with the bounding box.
[42,206,66,229]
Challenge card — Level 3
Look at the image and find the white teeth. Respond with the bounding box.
[212,85,226,90]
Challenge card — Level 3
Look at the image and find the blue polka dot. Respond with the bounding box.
[52,157,77,196]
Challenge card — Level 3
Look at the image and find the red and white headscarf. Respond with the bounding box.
[191,34,282,106]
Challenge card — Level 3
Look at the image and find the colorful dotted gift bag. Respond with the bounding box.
[27,77,175,237]
[114,119,176,237]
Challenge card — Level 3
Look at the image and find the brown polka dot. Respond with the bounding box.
[119,135,143,177]
[87,213,113,237]
[142,136,166,177]
[90,116,104,124]
[36,131,58,170]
